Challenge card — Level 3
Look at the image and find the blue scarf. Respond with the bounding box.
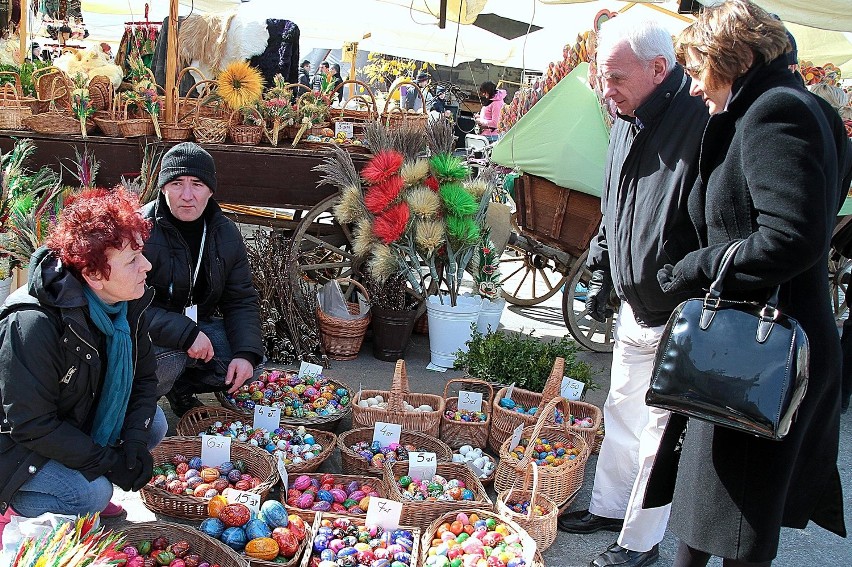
[84,286,134,447]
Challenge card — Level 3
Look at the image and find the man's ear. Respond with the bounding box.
[81,268,105,290]
[652,56,668,85]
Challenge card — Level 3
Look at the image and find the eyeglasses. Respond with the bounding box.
[684,63,705,79]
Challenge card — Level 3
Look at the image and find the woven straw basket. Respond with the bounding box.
[381,80,428,131]
[496,462,559,551]
[0,71,39,114]
[22,110,93,135]
[337,426,452,477]
[0,84,32,129]
[140,436,279,520]
[280,472,386,524]
[228,107,264,146]
[304,513,419,567]
[440,378,493,449]
[495,396,590,509]
[115,521,249,567]
[118,99,155,138]
[352,359,445,436]
[316,278,371,360]
[190,79,229,144]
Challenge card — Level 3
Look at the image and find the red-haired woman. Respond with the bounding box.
[0,188,167,547]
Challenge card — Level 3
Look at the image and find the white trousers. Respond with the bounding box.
[588,302,671,553]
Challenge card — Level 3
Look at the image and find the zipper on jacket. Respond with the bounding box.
[132,291,156,390]
[60,366,77,384]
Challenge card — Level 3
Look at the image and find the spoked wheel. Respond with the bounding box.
[829,249,851,320]
[562,250,619,353]
[500,244,569,306]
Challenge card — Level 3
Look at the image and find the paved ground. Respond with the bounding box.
[105,291,851,567]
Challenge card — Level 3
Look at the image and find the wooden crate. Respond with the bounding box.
[515,173,602,258]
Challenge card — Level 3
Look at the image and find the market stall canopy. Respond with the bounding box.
[698,0,852,33]
[490,62,609,196]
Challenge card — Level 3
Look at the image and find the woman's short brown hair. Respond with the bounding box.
[675,0,790,91]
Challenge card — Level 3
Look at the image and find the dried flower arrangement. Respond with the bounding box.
[260,73,297,146]
[69,73,95,138]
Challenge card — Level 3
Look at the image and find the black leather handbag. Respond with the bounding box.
[646,240,809,440]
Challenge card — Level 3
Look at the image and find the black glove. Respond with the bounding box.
[119,440,154,492]
[657,263,676,292]
[105,461,139,492]
[586,270,614,323]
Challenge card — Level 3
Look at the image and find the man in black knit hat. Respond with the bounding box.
[141,142,263,417]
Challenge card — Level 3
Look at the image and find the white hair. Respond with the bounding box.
[597,16,676,72]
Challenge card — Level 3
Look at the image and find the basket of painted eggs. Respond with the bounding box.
[198,498,309,567]
[495,462,559,551]
[216,367,353,431]
[117,521,249,567]
[420,510,544,567]
[177,406,337,474]
[304,514,420,567]
[440,378,493,449]
[351,360,445,436]
[495,397,589,508]
[489,357,601,454]
[282,473,386,522]
[383,462,492,531]
[451,445,496,485]
[140,436,278,520]
[337,427,453,476]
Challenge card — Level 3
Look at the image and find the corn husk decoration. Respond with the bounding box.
[217,61,264,111]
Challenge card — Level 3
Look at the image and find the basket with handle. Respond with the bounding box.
[0,83,32,129]
[351,359,445,436]
[93,94,122,137]
[381,80,428,131]
[161,82,194,141]
[118,98,155,137]
[495,396,590,508]
[440,377,493,449]
[176,405,337,474]
[305,513,419,567]
[190,79,229,144]
[495,461,559,551]
[337,426,452,477]
[115,521,249,567]
[33,66,71,112]
[316,278,371,360]
[177,66,226,119]
[329,79,376,136]
[0,71,38,114]
[22,106,93,135]
[280,472,386,524]
[228,107,264,146]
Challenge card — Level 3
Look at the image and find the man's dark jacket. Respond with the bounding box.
[0,247,157,512]
[141,193,263,361]
[587,64,708,326]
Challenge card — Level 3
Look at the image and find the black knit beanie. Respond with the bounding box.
[158,142,217,192]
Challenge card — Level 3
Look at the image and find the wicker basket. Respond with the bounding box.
[33,66,71,112]
[177,67,229,120]
[228,107,264,146]
[190,79,228,144]
[87,75,113,112]
[329,79,376,140]
[140,436,279,520]
[495,462,559,551]
[352,360,445,436]
[419,509,544,567]
[305,513,419,567]
[381,80,428,132]
[280,472,385,523]
[337,426,452,477]
[0,71,39,114]
[160,83,195,141]
[176,405,337,474]
[383,461,492,530]
[593,417,605,454]
[440,378,493,449]
[115,521,249,567]
[316,278,371,360]
[118,99,155,137]
[22,110,94,135]
[0,84,32,129]
[495,397,590,509]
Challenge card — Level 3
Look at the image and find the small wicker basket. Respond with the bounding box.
[190,79,228,144]
[114,521,249,567]
[351,359,445,436]
[118,99,155,138]
[0,84,32,129]
[316,278,371,360]
[0,71,39,114]
[495,462,559,551]
[381,80,428,132]
[33,66,71,112]
[22,109,94,135]
[280,472,386,523]
[337,426,452,477]
[140,436,279,520]
[305,513,419,567]
[440,378,493,449]
[228,107,264,146]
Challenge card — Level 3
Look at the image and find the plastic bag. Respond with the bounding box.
[0,512,81,567]
[317,280,369,320]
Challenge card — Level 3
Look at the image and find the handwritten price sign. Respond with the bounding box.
[334,121,354,139]
[223,488,261,513]
[505,382,516,400]
[457,390,483,412]
[365,497,402,530]
[560,376,586,401]
[200,434,231,467]
[408,452,437,481]
[509,423,524,452]
[298,361,324,379]
[254,405,281,432]
[372,421,401,445]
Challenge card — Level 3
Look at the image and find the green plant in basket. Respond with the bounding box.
[453,328,597,393]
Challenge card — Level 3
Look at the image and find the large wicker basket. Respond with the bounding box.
[383,461,491,531]
[440,378,493,449]
[352,359,445,436]
[0,84,32,129]
[304,513,419,567]
[140,436,279,520]
[33,66,71,112]
[381,80,428,131]
[0,71,39,114]
[495,462,559,551]
[176,405,337,474]
[316,278,371,360]
[280,472,386,523]
[115,521,249,567]
[495,397,590,509]
[22,110,94,135]
[337,426,452,477]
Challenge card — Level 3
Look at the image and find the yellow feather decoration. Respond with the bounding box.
[217,61,265,110]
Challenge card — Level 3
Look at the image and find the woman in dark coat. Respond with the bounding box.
[650,1,846,565]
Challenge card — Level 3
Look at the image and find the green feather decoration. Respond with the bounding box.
[439,183,478,217]
[430,153,469,182]
[446,214,480,244]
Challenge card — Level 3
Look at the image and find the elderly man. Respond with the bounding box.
[556,17,708,567]
[142,142,263,417]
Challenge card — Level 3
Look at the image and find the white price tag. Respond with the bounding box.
[298,361,324,379]
[521,529,537,566]
[223,488,261,514]
[184,304,198,323]
[505,382,516,400]
[276,454,289,500]
[334,121,354,139]
[457,390,483,412]
[365,497,402,530]
[372,422,402,445]
[466,459,485,479]
[253,405,281,432]
[200,434,231,467]
[560,376,586,401]
[408,452,437,481]
[509,423,524,452]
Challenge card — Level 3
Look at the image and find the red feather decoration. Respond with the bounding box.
[373,201,411,244]
[364,175,404,214]
[362,150,404,184]
[424,176,440,192]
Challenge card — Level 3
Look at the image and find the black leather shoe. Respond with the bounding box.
[165,390,204,417]
[590,543,659,567]
[557,510,623,534]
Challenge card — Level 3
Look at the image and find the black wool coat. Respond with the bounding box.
[647,57,846,561]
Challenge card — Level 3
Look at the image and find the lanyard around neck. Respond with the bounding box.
[190,221,207,296]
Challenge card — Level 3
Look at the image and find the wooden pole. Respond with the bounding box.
[164,0,179,123]
[19,0,27,65]
[439,0,448,29]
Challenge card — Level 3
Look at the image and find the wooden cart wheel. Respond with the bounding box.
[829,248,851,320]
[500,244,569,306]
[562,250,618,353]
